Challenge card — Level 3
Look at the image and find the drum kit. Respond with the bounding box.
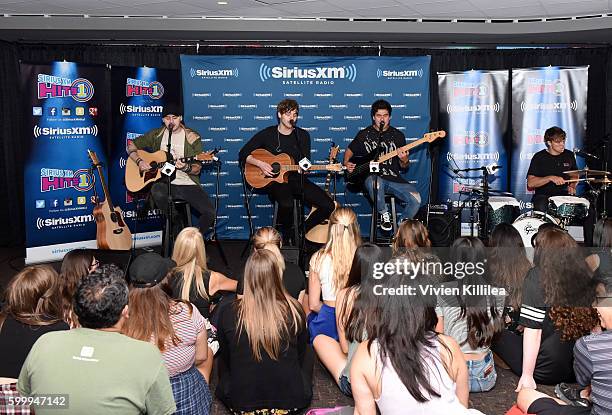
[458,168,612,247]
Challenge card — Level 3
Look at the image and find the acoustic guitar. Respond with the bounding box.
[87,150,132,250]
[345,130,446,185]
[305,144,341,244]
[125,149,218,193]
[244,148,344,189]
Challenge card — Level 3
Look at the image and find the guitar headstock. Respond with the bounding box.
[424,130,446,142]
[87,149,100,166]
[328,144,340,162]
[195,149,219,162]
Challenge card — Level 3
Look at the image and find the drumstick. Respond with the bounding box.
[563,178,594,183]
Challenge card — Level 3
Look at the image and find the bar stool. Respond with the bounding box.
[272,199,301,246]
[369,195,398,243]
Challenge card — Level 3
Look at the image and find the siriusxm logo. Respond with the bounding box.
[254,93,273,97]
[36,214,94,229]
[209,127,228,132]
[344,115,362,120]
[329,127,348,132]
[224,115,243,121]
[377,68,424,79]
[223,93,242,97]
[190,67,239,78]
[404,93,422,97]
[329,104,348,109]
[315,93,333,98]
[208,104,227,109]
[314,115,333,121]
[301,127,318,132]
[285,93,303,97]
[254,115,273,120]
[239,127,258,132]
[315,138,333,142]
[259,63,357,82]
[119,103,163,114]
[374,93,392,97]
[403,115,421,120]
[301,104,318,109]
[344,93,363,97]
[193,115,212,121]
[193,93,211,97]
[239,104,257,109]
[34,125,98,138]
[224,138,243,142]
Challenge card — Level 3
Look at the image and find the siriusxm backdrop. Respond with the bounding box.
[511,66,588,206]
[437,70,509,232]
[181,55,432,239]
[109,66,181,248]
[22,62,109,264]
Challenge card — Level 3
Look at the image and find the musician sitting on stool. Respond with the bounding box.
[527,126,578,212]
[344,99,421,232]
[126,103,215,236]
[239,99,334,243]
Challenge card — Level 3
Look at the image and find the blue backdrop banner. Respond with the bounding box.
[510,66,588,209]
[109,66,181,247]
[22,62,109,264]
[437,70,509,234]
[181,55,431,239]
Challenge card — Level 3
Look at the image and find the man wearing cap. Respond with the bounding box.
[126,103,215,235]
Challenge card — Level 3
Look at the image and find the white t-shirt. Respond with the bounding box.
[160,128,193,186]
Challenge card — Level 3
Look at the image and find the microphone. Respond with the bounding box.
[486,164,502,175]
[167,122,175,132]
[379,121,385,131]
[573,147,599,160]
[289,119,296,126]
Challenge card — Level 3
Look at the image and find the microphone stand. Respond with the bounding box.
[369,121,384,243]
[163,124,174,258]
[293,121,307,267]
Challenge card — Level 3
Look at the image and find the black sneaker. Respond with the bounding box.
[555,383,591,408]
[379,212,393,232]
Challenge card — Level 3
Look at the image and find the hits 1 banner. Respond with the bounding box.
[22,61,109,264]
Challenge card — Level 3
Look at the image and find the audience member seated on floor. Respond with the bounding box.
[169,227,237,321]
[436,237,504,393]
[391,219,432,255]
[59,249,98,327]
[18,264,176,415]
[239,226,307,305]
[488,224,532,366]
[517,284,612,415]
[350,259,485,415]
[308,207,361,343]
[0,265,69,382]
[511,228,599,391]
[122,253,212,413]
[314,243,386,397]
[586,218,612,290]
[216,249,313,414]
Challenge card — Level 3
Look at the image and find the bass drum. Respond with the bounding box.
[512,211,559,248]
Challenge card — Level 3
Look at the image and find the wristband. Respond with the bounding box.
[135,158,143,165]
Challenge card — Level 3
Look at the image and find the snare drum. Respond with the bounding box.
[512,211,559,247]
[548,196,590,221]
[487,196,521,230]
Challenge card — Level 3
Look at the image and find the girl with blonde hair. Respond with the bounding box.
[169,227,237,319]
[216,249,312,413]
[307,207,361,343]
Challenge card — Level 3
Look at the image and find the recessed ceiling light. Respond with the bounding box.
[217,1,228,4]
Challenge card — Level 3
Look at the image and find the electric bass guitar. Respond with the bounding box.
[87,150,133,250]
[244,148,344,189]
[345,130,446,185]
[305,144,341,244]
[125,149,218,193]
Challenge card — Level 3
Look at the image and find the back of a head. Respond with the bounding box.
[392,219,431,254]
[59,249,94,301]
[593,218,612,248]
[1,265,62,326]
[324,207,361,290]
[172,227,206,268]
[74,264,128,329]
[346,242,386,288]
[489,223,524,248]
[253,226,282,250]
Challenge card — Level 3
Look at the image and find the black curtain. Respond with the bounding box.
[1,41,610,246]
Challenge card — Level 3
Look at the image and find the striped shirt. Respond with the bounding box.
[160,301,206,377]
[574,330,612,415]
[519,268,552,334]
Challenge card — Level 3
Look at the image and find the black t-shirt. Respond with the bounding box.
[348,125,407,183]
[237,263,306,300]
[238,125,311,168]
[0,317,69,378]
[168,270,221,319]
[216,303,311,411]
[527,149,577,196]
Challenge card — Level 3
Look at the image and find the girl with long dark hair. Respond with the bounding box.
[435,237,504,392]
[59,249,97,327]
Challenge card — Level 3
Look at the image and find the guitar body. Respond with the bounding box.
[305,201,340,244]
[244,149,294,188]
[93,201,132,250]
[125,150,168,192]
[345,153,376,185]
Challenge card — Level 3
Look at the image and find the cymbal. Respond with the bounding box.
[591,178,612,185]
[459,186,513,196]
[563,169,610,176]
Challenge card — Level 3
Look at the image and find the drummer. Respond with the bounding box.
[527,126,579,212]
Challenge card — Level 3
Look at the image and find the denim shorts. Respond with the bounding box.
[466,350,497,392]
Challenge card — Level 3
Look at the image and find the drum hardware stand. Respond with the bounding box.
[452,165,494,239]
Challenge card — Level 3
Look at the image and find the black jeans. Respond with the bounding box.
[266,174,335,234]
[150,182,215,234]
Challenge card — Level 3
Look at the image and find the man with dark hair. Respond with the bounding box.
[239,99,334,242]
[527,126,578,212]
[344,99,421,231]
[126,103,215,235]
[18,264,176,415]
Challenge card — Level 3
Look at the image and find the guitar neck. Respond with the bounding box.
[95,165,115,211]
[377,137,430,163]
[281,164,335,172]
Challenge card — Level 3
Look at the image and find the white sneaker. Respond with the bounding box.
[379,212,393,231]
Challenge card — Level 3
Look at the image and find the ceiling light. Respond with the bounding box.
[217,1,228,4]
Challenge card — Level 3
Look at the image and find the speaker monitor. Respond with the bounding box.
[417,207,459,247]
